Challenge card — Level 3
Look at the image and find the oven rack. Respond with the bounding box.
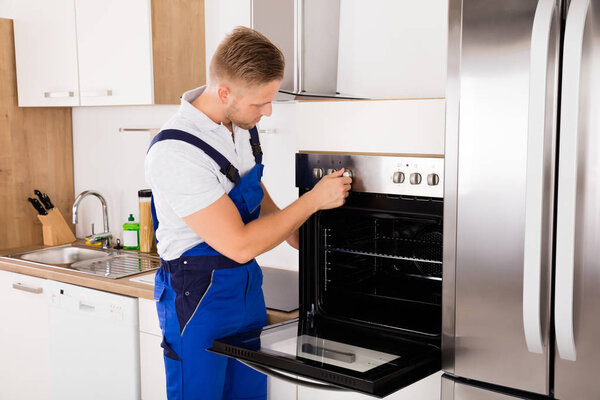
[327,246,442,265]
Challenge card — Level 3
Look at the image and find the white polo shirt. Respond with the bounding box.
[145,86,258,261]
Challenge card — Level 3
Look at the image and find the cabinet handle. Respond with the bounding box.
[119,128,161,134]
[258,129,276,134]
[12,282,43,294]
[81,90,113,97]
[44,91,75,98]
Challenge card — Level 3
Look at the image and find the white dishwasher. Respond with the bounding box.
[47,280,140,400]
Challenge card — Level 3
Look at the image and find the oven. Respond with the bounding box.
[211,152,443,398]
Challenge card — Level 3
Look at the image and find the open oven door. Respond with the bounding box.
[209,316,440,398]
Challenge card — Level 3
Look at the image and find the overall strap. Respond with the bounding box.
[149,129,241,184]
[248,126,263,164]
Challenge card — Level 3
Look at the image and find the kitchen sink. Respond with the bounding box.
[18,246,110,264]
[2,244,160,279]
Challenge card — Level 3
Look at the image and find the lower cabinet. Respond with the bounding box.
[268,377,297,400]
[0,270,50,400]
[139,297,168,400]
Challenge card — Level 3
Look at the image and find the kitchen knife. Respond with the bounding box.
[28,197,48,215]
[34,189,54,210]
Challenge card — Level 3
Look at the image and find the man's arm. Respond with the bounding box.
[259,182,299,249]
[183,169,350,263]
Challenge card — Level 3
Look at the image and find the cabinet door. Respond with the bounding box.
[0,271,50,399]
[268,377,297,400]
[75,0,154,105]
[336,0,447,99]
[140,332,167,400]
[13,0,80,106]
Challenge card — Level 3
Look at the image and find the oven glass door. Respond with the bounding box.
[210,316,440,398]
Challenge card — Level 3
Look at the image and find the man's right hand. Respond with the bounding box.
[306,168,352,211]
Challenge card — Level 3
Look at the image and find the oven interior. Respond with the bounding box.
[302,193,443,340]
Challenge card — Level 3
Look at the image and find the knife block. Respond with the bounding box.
[37,208,76,246]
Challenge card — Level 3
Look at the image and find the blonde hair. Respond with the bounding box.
[209,26,285,86]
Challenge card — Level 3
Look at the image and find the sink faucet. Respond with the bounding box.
[72,191,112,249]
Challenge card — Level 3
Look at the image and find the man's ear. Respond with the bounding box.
[217,86,230,104]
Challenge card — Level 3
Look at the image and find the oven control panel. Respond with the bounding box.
[296,152,444,198]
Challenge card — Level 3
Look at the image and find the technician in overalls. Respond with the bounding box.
[145,27,352,400]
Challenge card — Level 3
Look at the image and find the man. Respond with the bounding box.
[145,27,351,400]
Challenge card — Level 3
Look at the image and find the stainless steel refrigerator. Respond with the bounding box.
[443,0,600,399]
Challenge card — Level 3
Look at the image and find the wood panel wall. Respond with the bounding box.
[152,0,206,104]
[0,18,74,251]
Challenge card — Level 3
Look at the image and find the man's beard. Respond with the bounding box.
[225,104,255,130]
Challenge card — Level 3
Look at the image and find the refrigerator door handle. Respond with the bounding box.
[523,0,556,355]
[555,0,591,362]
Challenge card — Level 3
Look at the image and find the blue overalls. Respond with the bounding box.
[148,127,268,400]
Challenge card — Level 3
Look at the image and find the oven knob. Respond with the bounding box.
[312,167,324,179]
[393,171,405,184]
[326,168,337,175]
[427,173,440,186]
[410,173,422,185]
[342,169,353,178]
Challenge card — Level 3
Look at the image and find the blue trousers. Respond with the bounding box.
[155,257,268,400]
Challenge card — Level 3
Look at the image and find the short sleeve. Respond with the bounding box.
[145,141,226,218]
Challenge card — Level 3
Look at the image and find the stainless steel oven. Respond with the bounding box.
[211,152,443,397]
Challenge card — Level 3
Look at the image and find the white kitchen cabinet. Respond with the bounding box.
[268,377,297,400]
[297,371,442,400]
[75,0,154,106]
[336,0,447,99]
[13,0,205,106]
[139,297,167,400]
[204,0,251,79]
[13,0,152,107]
[12,0,80,107]
[0,270,50,399]
[140,332,168,400]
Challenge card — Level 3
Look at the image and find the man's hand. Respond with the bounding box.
[305,168,352,211]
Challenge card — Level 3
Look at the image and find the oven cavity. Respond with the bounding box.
[318,208,442,338]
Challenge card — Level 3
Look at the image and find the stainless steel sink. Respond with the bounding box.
[2,244,160,279]
[18,246,110,264]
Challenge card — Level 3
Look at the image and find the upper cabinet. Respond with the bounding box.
[75,0,154,106]
[13,0,206,107]
[13,0,80,107]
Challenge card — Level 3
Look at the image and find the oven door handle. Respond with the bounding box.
[239,360,348,392]
[523,0,556,355]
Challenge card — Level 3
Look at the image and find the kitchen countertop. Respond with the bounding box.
[0,241,299,325]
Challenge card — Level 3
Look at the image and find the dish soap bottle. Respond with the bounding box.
[123,214,140,250]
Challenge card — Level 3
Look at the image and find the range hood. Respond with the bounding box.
[252,0,360,100]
